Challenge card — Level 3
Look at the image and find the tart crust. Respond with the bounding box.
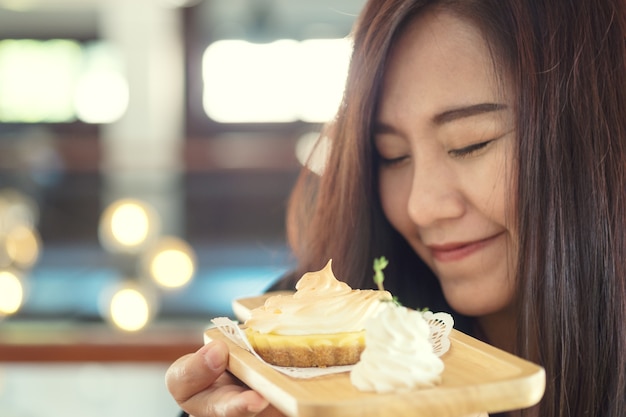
[245,328,365,367]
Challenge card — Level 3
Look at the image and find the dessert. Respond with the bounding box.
[350,302,445,392]
[244,259,392,367]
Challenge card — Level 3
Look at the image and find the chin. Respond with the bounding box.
[449,302,503,317]
[442,287,513,318]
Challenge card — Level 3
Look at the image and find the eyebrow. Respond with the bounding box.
[374,102,509,136]
[433,102,508,125]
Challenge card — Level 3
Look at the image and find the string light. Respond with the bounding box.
[98,198,198,331]
[0,189,40,317]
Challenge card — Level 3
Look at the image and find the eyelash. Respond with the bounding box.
[378,154,408,167]
[377,139,495,166]
[448,140,493,158]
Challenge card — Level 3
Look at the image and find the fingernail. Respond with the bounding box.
[247,398,269,413]
[203,343,227,371]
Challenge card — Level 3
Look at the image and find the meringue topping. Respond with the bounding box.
[245,259,392,335]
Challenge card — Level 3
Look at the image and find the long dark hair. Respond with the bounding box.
[512,1,626,417]
[284,0,626,416]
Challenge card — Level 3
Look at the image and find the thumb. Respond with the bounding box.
[166,340,229,404]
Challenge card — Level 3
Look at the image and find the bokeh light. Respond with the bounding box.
[99,199,160,254]
[0,270,24,315]
[0,188,39,231]
[4,224,41,270]
[141,237,196,289]
[105,285,155,332]
[111,205,149,245]
[0,189,41,280]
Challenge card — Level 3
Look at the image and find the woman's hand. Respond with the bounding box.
[166,340,282,417]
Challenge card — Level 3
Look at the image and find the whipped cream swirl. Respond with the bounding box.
[245,260,392,335]
[350,303,444,392]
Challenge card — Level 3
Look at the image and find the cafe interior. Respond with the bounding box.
[0,0,365,415]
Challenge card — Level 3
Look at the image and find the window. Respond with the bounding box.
[0,39,127,124]
[184,0,366,135]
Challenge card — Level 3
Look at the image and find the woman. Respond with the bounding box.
[166,0,626,416]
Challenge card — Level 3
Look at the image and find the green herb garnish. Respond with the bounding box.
[373,256,389,291]
[373,256,402,306]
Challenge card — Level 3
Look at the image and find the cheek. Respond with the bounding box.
[471,142,516,232]
[494,162,517,246]
[378,171,411,233]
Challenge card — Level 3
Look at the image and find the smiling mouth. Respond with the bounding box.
[428,233,503,262]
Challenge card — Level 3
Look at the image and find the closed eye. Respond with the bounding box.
[378,154,409,166]
[448,140,493,158]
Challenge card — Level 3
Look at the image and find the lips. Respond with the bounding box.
[427,233,503,263]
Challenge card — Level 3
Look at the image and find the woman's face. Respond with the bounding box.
[375,10,517,317]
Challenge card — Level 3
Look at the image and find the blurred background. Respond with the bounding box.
[0,0,365,415]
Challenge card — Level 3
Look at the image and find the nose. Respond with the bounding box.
[407,160,465,227]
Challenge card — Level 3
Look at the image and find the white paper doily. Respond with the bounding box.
[423,310,454,356]
[210,311,453,379]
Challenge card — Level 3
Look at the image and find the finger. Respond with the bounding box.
[193,375,270,417]
[256,403,285,417]
[166,341,271,417]
[166,340,229,403]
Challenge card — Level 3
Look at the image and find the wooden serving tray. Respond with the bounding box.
[204,293,545,417]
